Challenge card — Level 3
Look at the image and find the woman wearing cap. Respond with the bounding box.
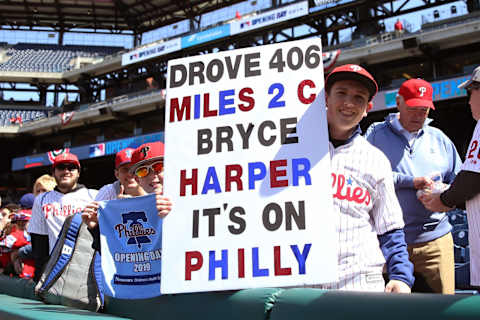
[319,64,413,292]
[421,66,480,287]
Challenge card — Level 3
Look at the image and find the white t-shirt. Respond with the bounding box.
[28,187,98,252]
[461,120,480,285]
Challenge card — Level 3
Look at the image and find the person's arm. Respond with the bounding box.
[378,229,414,292]
[440,170,480,209]
[31,233,49,282]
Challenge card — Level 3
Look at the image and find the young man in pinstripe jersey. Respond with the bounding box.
[421,66,480,287]
[317,64,414,292]
[28,152,98,281]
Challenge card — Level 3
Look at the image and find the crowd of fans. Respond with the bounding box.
[0,174,56,279]
[0,65,479,303]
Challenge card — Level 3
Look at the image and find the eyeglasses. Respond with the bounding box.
[134,161,163,178]
[55,163,78,171]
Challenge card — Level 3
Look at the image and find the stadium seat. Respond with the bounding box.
[0,43,123,73]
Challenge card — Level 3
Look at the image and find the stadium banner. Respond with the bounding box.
[371,74,470,112]
[230,1,308,35]
[181,24,231,49]
[162,38,337,294]
[121,38,181,66]
[11,131,164,171]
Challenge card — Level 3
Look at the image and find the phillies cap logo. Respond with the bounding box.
[350,65,362,72]
[140,146,150,158]
[418,86,427,97]
[125,149,133,159]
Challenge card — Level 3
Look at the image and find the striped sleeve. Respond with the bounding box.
[95,182,118,201]
[371,151,404,235]
[27,192,49,235]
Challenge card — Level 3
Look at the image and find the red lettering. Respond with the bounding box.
[468,140,478,159]
[180,169,198,196]
[225,164,243,192]
[203,93,217,118]
[332,173,370,205]
[270,160,288,188]
[238,87,255,112]
[238,248,245,278]
[274,246,292,276]
[185,251,203,280]
[298,80,316,104]
[169,96,191,122]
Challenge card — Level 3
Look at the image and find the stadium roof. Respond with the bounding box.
[0,0,244,34]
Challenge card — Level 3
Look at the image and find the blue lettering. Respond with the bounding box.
[202,167,221,194]
[290,244,311,274]
[252,247,269,277]
[248,162,266,190]
[219,89,236,115]
[209,249,228,280]
[292,158,312,186]
[194,94,201,119]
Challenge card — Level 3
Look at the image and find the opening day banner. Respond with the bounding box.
[161,39,338,294]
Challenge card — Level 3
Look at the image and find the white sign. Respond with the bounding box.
[230,1,308,35]
[161,39,337,294]
[121,38,181,66]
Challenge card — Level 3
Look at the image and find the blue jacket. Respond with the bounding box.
[365,114,461,244]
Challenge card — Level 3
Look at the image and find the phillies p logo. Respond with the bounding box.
[418,86,427,97]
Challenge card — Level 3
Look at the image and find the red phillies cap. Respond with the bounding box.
[115,148,135,169]
[398,79,435,109]
[129,142,165,173]
[53,152,80,169]
[326,64,378,102]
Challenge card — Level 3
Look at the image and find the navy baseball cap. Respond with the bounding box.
[19,193,35,209]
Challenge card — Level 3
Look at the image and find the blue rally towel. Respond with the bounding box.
[98,194,162,299]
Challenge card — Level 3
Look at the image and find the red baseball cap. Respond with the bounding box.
[326,64,378,101]
[129,142,165,173]
[115,148,135,169]
[398,79,435,109]
[52,152,80,169]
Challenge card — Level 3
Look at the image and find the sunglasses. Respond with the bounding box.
[55,163,78,171]
[134,161,164,178]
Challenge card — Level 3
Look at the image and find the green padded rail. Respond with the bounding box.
[104,287,283,320]
[2,274,480,320]
[269,288,480,320]
[0,294,127,320]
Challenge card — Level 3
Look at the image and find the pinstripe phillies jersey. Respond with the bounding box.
[461,120,480,286]
[314,134,405,291]
[95,181,121,201]
[28,187,97,252]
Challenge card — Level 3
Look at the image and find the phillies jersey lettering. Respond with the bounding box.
[28,187,97,252]
[331,173,371,205]
[461,121,480,285]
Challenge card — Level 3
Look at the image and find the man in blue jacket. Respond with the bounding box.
[366,78,461,294]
